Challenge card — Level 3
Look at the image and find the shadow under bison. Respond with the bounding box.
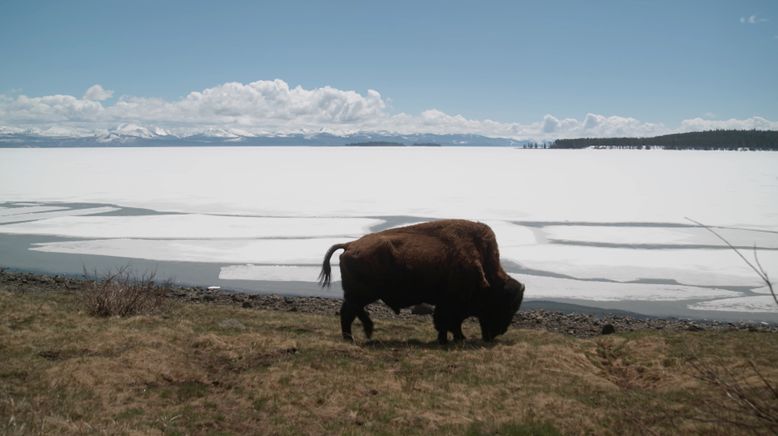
[319,219,525,344]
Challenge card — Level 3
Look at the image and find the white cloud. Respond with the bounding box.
[175,80,386,125]
[0,79,776,140]
[0,80,386,130]
[542,114,560,133]
[83,84,113,101]
[5,94,105,123]
[740,15,767,24]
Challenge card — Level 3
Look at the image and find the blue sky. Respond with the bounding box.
[1,0,776,139]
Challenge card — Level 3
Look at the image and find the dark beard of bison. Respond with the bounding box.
[434,276,525,344]
[477,277,525,342]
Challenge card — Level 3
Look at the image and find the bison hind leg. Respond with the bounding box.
[340,300,358,341]
[356,308,374,339]
[340,300,375,341]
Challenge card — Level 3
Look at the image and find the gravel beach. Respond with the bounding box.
[2,268,775,338]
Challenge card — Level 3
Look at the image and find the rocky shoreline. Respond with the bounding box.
[2,268,776,338]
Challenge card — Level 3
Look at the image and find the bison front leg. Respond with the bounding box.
[451,322,466,342]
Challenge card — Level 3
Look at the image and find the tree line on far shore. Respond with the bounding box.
[550,129,778,150]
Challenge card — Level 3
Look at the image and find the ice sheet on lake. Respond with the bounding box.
[688,296,778,313]
[2,148,777,226]
[0,205,69,217]
[385,220,537,245]
[0,215,382,239]
[30,237,345,264]
[3,148,778,316]
[219,264,341,283]
[752,285,775,295]
[544,225,778,249]
[511,273,740,302]
[0,207,120,224]
[502,245,776,287]
[26,226,773,289]
[483,220,537,246]
[217,265,740,303]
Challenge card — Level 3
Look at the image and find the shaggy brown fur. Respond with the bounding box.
[319,219,525,344]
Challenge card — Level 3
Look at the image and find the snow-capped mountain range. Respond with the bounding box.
[0,124,528,147]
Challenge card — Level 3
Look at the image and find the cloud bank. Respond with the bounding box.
[1,79,776,140]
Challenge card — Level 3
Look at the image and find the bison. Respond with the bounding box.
[318,219,525,344]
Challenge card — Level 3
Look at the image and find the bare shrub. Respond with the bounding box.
[82,266,170,317]
[688,358,778,434]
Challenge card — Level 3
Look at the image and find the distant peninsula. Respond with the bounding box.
[550,130,778,150]
[345,141,443,147]
[345,141,406,147]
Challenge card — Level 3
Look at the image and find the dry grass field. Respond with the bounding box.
[1,283,777,435]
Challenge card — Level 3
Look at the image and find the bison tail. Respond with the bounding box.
[318,243,349,288]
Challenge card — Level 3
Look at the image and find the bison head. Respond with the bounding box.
[478,276,525,342]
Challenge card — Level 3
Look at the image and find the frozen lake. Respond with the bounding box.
[1,147,777,321]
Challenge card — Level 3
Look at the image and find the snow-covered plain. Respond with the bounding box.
[1,147,777,317]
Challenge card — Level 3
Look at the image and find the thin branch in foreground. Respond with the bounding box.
[685,217,776,306]
[688,357,778,432]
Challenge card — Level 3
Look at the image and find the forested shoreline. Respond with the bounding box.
[551,130,778,150]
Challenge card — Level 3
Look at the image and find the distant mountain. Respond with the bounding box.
[0,126,529,148]
[551,129,778,150]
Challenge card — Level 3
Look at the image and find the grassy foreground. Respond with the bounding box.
[1,288,777,435]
